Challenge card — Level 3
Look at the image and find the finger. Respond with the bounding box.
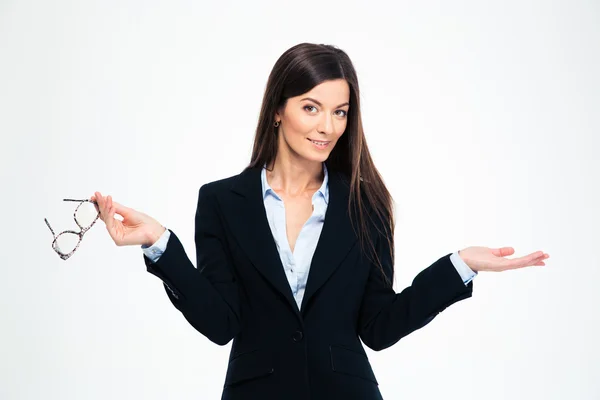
[504,255,536,270]
[90,195,101,214]
[110,199,134,217]
[528,251,545,264]
[499,247,515,257]
[108,196,115,219]
[109,196,118,221]
[514,251,544,266]
[105,195,114,231]
[491,247,515,258]
[95,192,104,210]
[535,253,549,265]
[100,193,110,219]
[94,192,104,220]
[517,253,548,269]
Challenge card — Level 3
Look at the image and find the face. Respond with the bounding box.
[275,79,350,164]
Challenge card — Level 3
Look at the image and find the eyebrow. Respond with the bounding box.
[300,97,349,108]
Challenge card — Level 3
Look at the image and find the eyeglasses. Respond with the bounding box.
[44,198,101,260]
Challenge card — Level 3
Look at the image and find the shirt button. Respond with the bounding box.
[292,330,303,342]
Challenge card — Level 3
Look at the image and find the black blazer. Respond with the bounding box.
[143,164,474,400]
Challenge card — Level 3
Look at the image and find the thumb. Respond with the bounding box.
[491,247,515,257]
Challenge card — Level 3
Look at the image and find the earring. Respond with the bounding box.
[274,121,280,127]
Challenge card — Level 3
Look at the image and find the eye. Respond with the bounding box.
[304,105,318,113]
[335,110,348,117]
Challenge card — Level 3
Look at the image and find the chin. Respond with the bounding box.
[307,155,329,163]
[305,148,332,162]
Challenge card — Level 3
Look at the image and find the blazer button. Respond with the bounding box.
[292,330,303,342]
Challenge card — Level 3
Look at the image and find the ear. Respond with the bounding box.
[274,102,287,123]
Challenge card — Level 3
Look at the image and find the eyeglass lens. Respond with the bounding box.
[53,202,99,255]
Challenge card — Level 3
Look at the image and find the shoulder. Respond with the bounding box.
[199,175,238,195]
[197,166,260,198]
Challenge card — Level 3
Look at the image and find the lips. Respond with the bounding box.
[307,139,330,144]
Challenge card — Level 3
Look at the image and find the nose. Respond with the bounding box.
[317,113,335,135]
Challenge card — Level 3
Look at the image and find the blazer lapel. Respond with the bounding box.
[300,166,358,314]
[219,163,358,318]
[221,166,300,316]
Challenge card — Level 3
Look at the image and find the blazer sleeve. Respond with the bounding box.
[143,184,241,346]
[357,218,473,351]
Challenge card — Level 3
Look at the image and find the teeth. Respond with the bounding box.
[310,140,328,145]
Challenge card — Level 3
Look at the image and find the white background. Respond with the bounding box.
[1,0,599,399]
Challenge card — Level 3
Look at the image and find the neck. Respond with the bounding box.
[266,155,323,197]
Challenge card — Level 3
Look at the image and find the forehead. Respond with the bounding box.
[298,79,350,104]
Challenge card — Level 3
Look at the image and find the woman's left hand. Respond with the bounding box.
[458,246,549,272]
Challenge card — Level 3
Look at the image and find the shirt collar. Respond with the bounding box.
[261,162,329,204]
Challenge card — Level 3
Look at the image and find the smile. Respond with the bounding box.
[307,138,331,149]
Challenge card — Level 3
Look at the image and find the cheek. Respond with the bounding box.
[287,114,314,135]
[333,121,347,139]
[281,119,309,149]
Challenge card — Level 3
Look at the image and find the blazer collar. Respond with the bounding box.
[221,161,358,320]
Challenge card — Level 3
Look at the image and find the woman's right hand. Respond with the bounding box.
[91,191,166,247]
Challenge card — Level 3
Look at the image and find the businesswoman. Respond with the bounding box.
[91,43,549,400]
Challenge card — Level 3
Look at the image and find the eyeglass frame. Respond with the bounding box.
[44,198,101,260]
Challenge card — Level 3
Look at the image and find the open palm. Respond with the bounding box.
[458,246,549,272]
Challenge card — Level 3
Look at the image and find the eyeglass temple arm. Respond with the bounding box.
[63,198,98,204]
[44,218,56,237]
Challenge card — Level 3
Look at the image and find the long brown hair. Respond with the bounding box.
[246,43,396,287]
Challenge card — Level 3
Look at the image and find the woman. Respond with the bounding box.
[91,43,549,400]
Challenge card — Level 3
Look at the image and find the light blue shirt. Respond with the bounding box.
[142,163,477,310]
[260,162,329,310]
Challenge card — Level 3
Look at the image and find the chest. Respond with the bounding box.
[278,195,314,253]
